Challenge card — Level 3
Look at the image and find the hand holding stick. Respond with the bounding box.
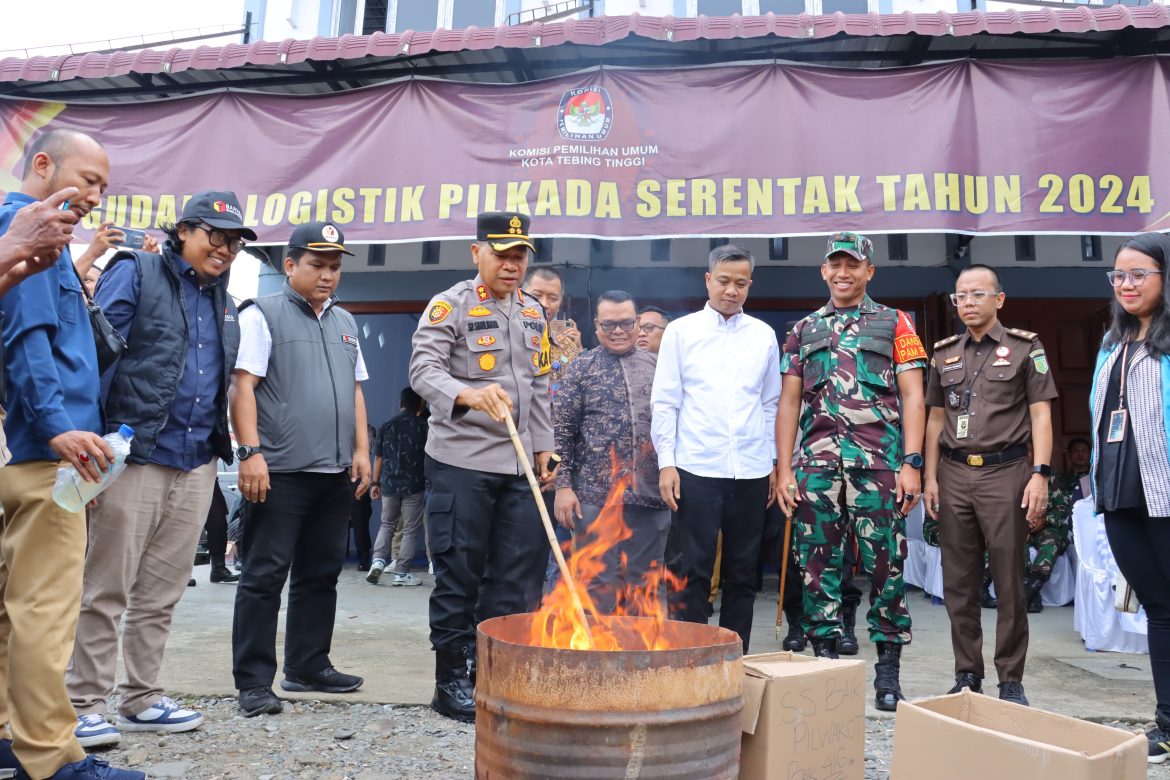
[775,483,797,642]
[504,413,594,649]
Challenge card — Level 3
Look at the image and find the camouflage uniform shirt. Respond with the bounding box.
[1041,471,1083,550]
[781,295,928,471]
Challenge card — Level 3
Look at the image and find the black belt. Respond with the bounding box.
[941,444,1028,468]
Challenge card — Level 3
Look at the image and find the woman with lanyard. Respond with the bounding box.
[1091,232,1170,765]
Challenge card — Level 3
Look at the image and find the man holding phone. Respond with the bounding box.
[73,222,158,284]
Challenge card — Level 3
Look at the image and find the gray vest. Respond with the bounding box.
[243,283,359,473]
[102,246,239,465]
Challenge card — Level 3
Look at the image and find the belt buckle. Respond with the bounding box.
[967,454,984,467]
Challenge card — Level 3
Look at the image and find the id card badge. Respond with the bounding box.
[956,414,970,439]
[1107,409,1128,443]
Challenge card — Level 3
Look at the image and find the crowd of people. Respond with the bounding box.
[0,127,1165,779]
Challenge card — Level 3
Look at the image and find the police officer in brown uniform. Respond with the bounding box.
[409,212,555,723]
[923,264,1057,707]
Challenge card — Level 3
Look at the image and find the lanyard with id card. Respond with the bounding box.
[1106,341,1132,443]
[954,347,994,439]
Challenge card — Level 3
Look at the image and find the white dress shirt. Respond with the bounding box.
[651,303,781,480]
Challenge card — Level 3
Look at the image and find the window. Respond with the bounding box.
[421,241,440,265]
[888,234,908,262]
[589,239,613,268]
[709,237,730,252]
[697,0,743,15]
[768,237,788,261]
[452,0,496,29]
[366,244,386,267]
[362,0,389,34]
[392,0,440,32]
[1081,235,1102,262]
[533,238,554,263]
[821,0,867,13]
[760,0,807,13]
[1014,235,1036,262]
[651,238,671,262]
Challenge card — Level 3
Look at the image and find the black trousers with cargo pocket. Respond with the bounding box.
[425,456,547,652]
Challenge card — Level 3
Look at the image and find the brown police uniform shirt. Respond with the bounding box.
[925,321,1058,453]
[409,276,554,476]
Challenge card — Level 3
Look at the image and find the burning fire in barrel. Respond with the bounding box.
[474,473,745,779]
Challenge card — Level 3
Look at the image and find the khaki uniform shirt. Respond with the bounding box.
[925,321,1058,453]
[409,276,554,475]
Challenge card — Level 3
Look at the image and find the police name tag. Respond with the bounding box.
[956,414,970,439]
[1106,409,1128,443]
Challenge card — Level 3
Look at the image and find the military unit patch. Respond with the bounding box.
[428,301,453,325]
[468,306,492,317]
[1031,349,1049,374]
[531,335,540,348]
[476,335,496,347]
[520,307,542,319]
[479,354,496,371]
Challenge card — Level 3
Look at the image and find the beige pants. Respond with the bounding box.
[0,461,88,779]
[66,460,215,717]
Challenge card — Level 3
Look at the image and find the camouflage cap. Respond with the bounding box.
[825,231,874,263]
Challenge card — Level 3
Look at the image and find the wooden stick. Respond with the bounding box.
[504,413,594,649]
[776,484,797,642]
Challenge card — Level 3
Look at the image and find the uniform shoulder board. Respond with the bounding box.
[1006,327,1038,341]
[933,334,961,349]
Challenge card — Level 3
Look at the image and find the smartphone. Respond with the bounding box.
[116,228,147,249]
[550,318,576,338]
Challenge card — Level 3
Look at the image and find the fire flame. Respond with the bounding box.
[528,466,686,652]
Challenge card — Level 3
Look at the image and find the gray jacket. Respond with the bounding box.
[409,276,554,475]
[242,282,359,473]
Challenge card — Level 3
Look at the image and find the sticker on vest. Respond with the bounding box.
[428,301,453,325]
[342,334,358,347]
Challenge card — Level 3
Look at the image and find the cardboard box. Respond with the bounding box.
[890,690,1147,780]
[740,652,867,780]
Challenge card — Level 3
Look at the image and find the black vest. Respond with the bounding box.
[101,245,240,465]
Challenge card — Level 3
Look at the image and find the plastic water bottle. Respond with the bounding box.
[52,425,135,512]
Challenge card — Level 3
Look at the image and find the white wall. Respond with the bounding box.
[260,0,325,40]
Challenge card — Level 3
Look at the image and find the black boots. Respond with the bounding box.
[782,609,807,652]
[811,638,839,659]
[432,649,475,723]
[1024,574,1044,613]
[837,603,859,655]
[873,642,905,712]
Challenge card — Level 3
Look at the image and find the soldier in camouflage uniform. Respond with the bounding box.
[776,232,927,712]
[1024,438,1089,612]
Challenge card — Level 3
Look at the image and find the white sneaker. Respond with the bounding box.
[118,696,203,733]
[428,560,434,575]
[75,713,121,748]
[366,560,385,584]
[392,572,422,587]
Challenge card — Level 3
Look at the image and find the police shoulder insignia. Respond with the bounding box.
[427,300,453,325]
[520,307,542,320]
[476,284,490,302]
[1007,327,1038,340]
[933,334,961,349]
[468,305,492,317]
[517,288,526,304]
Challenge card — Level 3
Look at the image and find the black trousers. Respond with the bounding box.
[666,470,769,653]
[348,494,373,567]
[426,457,546,652]
[205,481,229,565]
[1105,507,1170,728]
[232,471,352,690]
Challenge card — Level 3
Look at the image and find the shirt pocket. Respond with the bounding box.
[799,333,833,395]
[855,333,895,389]
[58,274,83,325]
[523,330,548,375]
[983,362,1020,403]
[466,333,504,379]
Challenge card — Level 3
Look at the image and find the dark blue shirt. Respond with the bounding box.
[96,251,224,471]
[0,192,102,462]
[376,411,428,496]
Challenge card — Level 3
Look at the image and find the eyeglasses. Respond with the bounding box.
[193,223,246,253]
[1106,269,1163,287]
[597,319,637,334]
[949,290,998,305]
[638,323,665,334]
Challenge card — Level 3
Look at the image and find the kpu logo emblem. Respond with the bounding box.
[557,86,613,141]
[212,200,244,221]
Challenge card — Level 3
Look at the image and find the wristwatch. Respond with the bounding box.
[1032,464,1052,477]
[236,444,262,461]
[902,453,924,469]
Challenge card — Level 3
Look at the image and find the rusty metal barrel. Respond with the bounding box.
[475,614,743,779]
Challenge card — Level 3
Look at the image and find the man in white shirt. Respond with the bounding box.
[651,245,781,652]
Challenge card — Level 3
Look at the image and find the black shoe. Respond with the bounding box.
[810,638,839,659]
[874,642,905,712]
[837,603,859,656]
[997,681,1029,706]
[357,563,370,572]
[782,623,807,652]
[238,686,283,717]
[432,649,475,723]
[187,578,196,587]
[947,672,983,694]
[1026,592,1044,613]
[281,667,363,693]
[980,580,997,609]
[210,565,240,584]
[1148,726,1169,765]
[1024,574,1044,613]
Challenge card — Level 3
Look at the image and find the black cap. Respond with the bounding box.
[181,191,257,240]
[288,221,354,256]
[476,211,534,252]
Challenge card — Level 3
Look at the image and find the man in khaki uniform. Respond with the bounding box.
[409,211,555,723]
[923,264,1057,707]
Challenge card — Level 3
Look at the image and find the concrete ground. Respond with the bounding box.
[165,563,1158,724]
